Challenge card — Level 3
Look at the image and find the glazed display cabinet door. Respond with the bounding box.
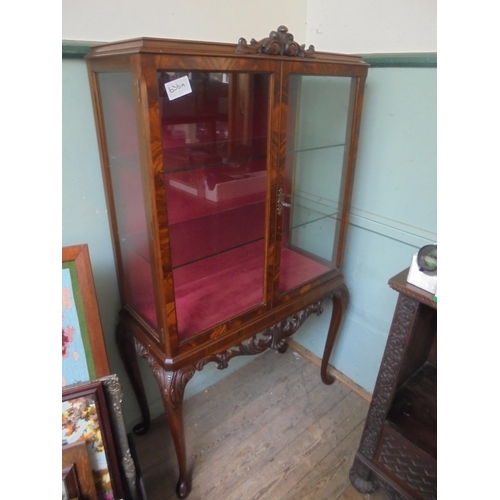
[92,59,279,349]
[278,67,365,297]
[157,70,271,341]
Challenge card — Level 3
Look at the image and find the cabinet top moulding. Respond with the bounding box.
[85,31,368,67]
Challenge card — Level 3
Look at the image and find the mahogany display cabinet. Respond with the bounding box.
[86,26,368,498]
[349,269,437,499]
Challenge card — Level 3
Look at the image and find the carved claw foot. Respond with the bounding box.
[277,340,288,353]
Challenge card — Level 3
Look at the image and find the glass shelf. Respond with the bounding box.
[163,150,267,175]
[286,193,341,229]
[283,196,340,265]
[161,133,267,150]
[168,199,266,269]
[286,142,346,155]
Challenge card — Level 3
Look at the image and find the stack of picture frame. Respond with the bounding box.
[62,244,146,500]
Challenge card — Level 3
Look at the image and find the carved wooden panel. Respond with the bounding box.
[375,429,436,500]
[358,295,419,459]
[136,300,324,375]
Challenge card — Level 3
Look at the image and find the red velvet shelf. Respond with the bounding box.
[126,239,330,340]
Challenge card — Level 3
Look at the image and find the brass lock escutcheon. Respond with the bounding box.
[277,187,291,215]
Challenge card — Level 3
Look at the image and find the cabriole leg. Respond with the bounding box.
[321,284,350,384]
[152,366,195,499]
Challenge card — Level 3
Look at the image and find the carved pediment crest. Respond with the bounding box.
[236,25,315,58]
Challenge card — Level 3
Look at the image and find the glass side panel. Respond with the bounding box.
[98,72,156,328]
[279,74,354,294]
[158,71,269,340]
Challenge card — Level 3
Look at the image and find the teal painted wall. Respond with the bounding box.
[62,58,436,426]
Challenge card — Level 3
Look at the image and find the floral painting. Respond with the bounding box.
[62,263,96,386]
[62,395,114,500]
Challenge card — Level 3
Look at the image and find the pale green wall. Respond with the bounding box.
[62,56,436,427]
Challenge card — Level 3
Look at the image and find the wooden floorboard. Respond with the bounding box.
[131,349,392,500]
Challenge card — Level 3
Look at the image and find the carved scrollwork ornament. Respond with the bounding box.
[236,25,315,58]
[194,299,325,371]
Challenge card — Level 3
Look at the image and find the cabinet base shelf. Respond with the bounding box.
[127,240,332,340]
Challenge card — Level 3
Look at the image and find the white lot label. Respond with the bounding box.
[165,76,192,101]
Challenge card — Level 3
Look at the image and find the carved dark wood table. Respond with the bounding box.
[349,268,437,500]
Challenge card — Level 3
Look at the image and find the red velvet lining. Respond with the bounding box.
[173,240,266,338]
[169,201,265,268]
[126,241,331,340]
[173,244,331,339]
[115,165,331,339]
[279,247,331,293]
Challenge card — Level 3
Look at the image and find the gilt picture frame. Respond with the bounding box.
[62,244,110,386]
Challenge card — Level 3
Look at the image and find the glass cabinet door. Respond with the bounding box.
[158,71,270,341]
[279,74,356,295]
